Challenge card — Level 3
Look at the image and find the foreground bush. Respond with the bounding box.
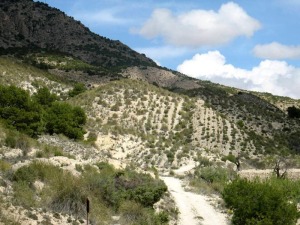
[12,161,168,224]
[223,178,299,225]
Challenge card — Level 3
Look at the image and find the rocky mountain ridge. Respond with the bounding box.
[0,0,155,68]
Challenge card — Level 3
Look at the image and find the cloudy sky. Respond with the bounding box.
[42,0,300,99]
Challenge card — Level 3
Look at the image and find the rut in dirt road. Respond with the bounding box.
[161,176,229,225]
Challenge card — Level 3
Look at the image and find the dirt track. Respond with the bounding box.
[161,176,229,225]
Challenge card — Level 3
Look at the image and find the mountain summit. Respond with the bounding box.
[0,0,156,68]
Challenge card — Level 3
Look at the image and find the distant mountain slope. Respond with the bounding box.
[0,0,156,68]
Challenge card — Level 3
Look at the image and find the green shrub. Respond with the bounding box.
[192,166,235,193]
[13,181,36,208]
[47,173,86,215]
[45,102,86,139]
[0,159,11,172]
[0,85,86,139]
[236,120,244,128]
[195,166,230,184]
[11,161,168,224]
[221,153,236,163]
[0,85,43,137]
[13,161,62,185]
[4,131,32,157]
[5,132,16,148]
[119,200,144,223]
[36,145,69,158]
[119,201,169,225]
[197,155,212,167]
[33,87,58,106]
[68,83,87,97]
[223,178,299,225]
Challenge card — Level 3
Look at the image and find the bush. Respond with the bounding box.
[45,102,86,139]
[47,173,86,215]
[195,166,231,184]
[33,87,57,106]
[13,181,36,208]
[68,83,87,97]
[5,131,32,154]
[0,85,42,136]
[0,160,11,172]
[119,201,169,225]
[0,85,86,139]
[11,161,168,224]
[192,166,236,193]
[221,153,236,163]
[12,161,86,215]
[223,178,299,225]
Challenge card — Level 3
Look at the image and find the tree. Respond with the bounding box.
[33,87,57,107]
[235,156,241,171]
[273,158,288,179]
[45,102,86,139]
[0,85,43,136]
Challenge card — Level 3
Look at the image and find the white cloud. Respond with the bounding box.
[135,46,188,60]
[253,42,300,59]
[136,2,261,47]
[73,8,132,25]
[177,51,300,99]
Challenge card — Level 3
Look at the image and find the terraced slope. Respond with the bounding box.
[69,79,197,170]
[182,81,300,156]
[67,78,300,171]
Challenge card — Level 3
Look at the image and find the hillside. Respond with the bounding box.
[1,0,300,224]
[2,55,299,169]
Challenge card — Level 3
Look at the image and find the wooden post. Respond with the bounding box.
[86,198,90,225]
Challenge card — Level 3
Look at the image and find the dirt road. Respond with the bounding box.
[161,176,228,225]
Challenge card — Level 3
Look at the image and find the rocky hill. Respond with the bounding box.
[0,0,155,68]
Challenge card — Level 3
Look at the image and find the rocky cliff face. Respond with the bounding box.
[0,0,156,68]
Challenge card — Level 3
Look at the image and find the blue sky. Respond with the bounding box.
[42,0,300,99]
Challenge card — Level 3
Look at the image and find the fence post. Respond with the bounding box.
[86,198,90,225]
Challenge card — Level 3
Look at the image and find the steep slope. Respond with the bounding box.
[0,0,203,91]
[0,56,71,95]
[0,0,155,68]
[181,81,300,156]
[68,79,300,171]
[69,79,197,170]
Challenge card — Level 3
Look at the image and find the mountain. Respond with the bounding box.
[1,0,300,224]
[0,0,155,68]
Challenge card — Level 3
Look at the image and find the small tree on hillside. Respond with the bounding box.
[273,158,288,179]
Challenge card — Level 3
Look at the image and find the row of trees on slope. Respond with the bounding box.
[0,85,86,139]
